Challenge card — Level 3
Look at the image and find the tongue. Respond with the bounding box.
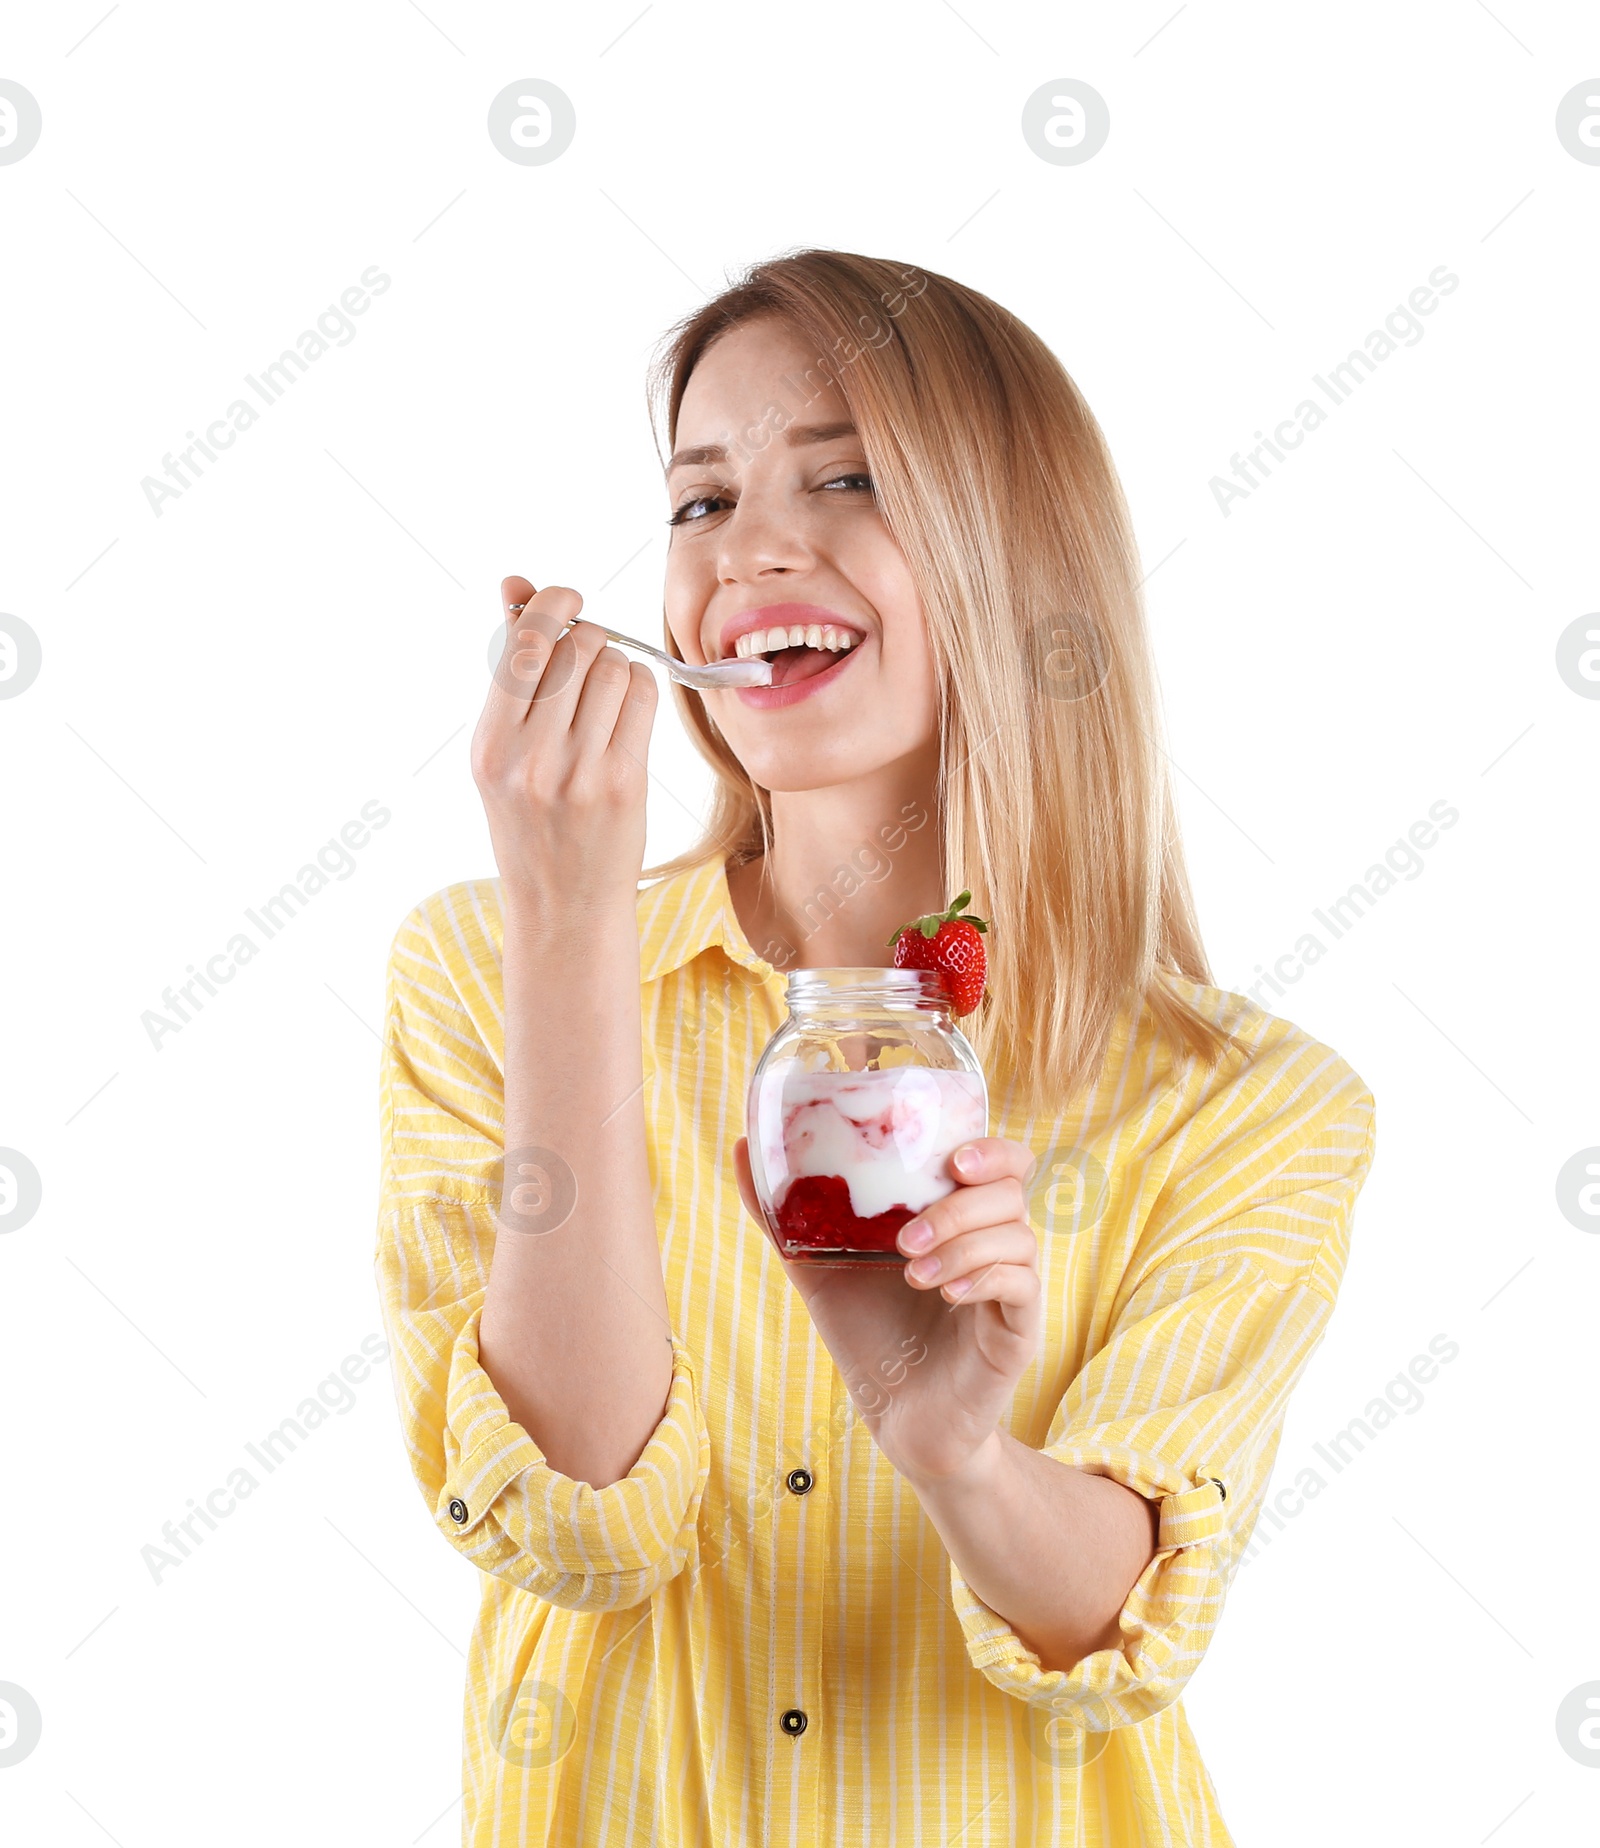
[769,645,843,687]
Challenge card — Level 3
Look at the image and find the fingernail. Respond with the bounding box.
[952,1146,977,1176]
[943,1276,972,1298]
[908,1254,940,1281]
[900,1219,933,1252]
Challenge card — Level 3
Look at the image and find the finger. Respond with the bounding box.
[939,1260,1040,1311]
[901,1223,1036,1292]
[608,659,658,767]
[899,1175,1025,1248]
[570,644,634,758]
[732,1137,766,1229]
[527,617,612,730]
[502,577,570,649]
[491,581,582,710]
[947,1137,1036,1186]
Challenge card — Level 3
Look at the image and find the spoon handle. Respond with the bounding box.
[505,604,769,687]
[508,604,646,645]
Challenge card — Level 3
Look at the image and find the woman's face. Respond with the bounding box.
[663,316,939,795]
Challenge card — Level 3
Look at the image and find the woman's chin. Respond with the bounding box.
[728,734,926,799]
[711,665,937,800]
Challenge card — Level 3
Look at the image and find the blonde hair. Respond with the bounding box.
[644,247,1229,1110]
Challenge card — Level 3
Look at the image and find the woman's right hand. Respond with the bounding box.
[472,578,672,1485]
[471,576,659,921]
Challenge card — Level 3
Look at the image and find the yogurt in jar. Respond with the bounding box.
[756,1066,988,1252]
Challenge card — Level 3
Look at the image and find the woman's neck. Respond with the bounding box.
[725,748,947,970]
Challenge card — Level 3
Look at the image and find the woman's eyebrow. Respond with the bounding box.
[665,420,859,475]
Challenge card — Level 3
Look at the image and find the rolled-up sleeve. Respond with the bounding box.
[950,1041,1376,1733]
[374,893,711,1611]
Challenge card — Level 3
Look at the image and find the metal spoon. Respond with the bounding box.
[506,603,772,689]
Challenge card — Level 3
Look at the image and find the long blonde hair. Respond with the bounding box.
[644,247,1229,1110]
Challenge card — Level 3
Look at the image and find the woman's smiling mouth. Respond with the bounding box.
[733,622,860,663]
[717,603,868,707]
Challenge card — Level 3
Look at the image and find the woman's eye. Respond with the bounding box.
[666,472,874,528]
[667,492,727,528]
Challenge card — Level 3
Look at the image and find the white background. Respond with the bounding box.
[2,3,1596,1843]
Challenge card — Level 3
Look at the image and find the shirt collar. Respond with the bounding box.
[637,854,779,988]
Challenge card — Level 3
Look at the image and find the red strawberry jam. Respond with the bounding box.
[774,1174,915,1258]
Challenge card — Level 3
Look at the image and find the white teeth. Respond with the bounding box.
[731,624,862,658]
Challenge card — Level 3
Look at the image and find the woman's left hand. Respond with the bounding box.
[733,1136,1043,1486]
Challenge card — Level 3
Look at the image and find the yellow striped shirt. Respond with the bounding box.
[374,850,1375,1846]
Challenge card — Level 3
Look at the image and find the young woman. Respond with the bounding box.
[376,249,1375,1845]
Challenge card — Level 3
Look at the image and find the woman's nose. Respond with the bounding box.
[714,489,814,583]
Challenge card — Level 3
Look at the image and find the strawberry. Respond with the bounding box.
[887,890,990,1017]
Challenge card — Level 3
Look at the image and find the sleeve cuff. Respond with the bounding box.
[440,1305,710,1581]
[949,1457,1229,1727]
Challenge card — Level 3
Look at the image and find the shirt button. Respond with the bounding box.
[1208,1477,1227,1502]
[785,1468,813,1495]
[448,1498,469,1524]
[779,1708,808,1736]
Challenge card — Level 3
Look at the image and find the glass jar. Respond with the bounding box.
[746,967,988,1267]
